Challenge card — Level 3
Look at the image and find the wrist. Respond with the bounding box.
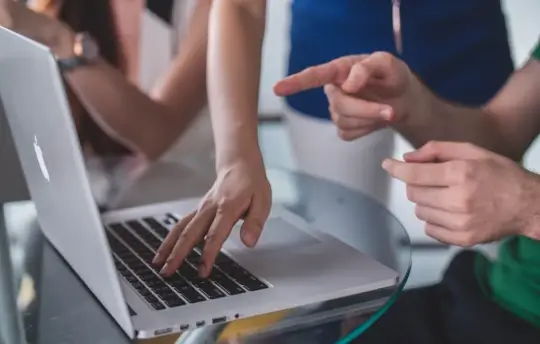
[394,74,433,130]
[216,143,264,172]
[519,172,540,241]
[47,23,75,59]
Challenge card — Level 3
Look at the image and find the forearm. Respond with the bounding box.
[395,75,531,161]
[207,0,266,169]
[58,1,211,160]
[64,60,181,159]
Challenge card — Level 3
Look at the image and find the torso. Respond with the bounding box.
[286,0,514,119]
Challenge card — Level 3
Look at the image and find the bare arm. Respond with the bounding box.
[397,59,540,161]
[54,0,212,160]
[207,0,266,169]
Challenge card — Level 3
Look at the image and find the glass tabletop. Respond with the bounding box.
[0,158,411,344]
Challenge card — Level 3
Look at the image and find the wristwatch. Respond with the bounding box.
[56,32,99,72]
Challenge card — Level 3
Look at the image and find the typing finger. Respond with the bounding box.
[159,206,215,276]
[153,211,196,265]
[199,211,238,277]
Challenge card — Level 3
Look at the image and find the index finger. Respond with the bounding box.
[382,159,453,186]
[273,55,366,96]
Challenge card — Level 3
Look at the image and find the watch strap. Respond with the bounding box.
[57,56,87,72]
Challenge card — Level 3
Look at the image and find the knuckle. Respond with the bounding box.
[406,186,418,202]
[455,216,472,231]
[338,129,351,141]
[458,233,478,248]
[178,231,190,242]
[455,188,475,212]
[198,197,215,211]
[373,51,394,67]
[328,101,337,114]
[204,233,219,246]
[216,198,234,214]
[414,206,426,221]
[423,141,439,152]
[451,161,475,184]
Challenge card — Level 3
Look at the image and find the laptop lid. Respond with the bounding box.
[0,28,134,338]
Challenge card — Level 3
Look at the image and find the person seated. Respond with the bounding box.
[273,43,540,343]
[0,0,213,169]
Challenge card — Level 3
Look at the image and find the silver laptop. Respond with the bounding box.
[0,27,398,339]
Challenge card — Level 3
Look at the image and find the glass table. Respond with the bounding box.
[0,158,411,344]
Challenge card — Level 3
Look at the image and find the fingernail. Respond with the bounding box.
[244,232,258,247]
[198,264,207,278]
[152,253,162,265]
[159,263,169,275]
[380,107,393,120]
[381,159,391,170]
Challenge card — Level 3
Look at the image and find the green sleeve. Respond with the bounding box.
[532,41,540,60]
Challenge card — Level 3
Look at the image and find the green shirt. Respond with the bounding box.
[474,42,540,328]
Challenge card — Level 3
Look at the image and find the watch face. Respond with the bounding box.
[74,33,99,60]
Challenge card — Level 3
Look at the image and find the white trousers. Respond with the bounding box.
[285,107,395,205]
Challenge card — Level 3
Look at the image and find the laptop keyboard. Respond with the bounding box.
[105,214,268,311]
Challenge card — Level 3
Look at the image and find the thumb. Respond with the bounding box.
[404,141,489,163]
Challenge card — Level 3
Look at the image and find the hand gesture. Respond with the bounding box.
[154,160,272,277]
[383,141,540,246]
[274,52,419,141]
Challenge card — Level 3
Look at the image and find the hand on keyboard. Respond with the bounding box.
[152,160,272,278]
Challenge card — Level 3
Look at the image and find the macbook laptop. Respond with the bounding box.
[0,27,398,339]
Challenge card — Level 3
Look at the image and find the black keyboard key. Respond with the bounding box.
[221,264,252,281]
[143,218,170,238]
[151,302,166,311]
[186,251,201,263]
[213,276,246,295]
[178,263,199,279]
[131,281,145,290]
[125,275,139,283]
[126,221,162,250]
[138,288,153,297]
[139,272,158,282]
[215,253,234,265]
[145,279,164,288]
[238,275,268,291]
[174,285,206,303]
[150,284,170,294]
[193,280,226,299]
[164,297,186,308]
[166,213,179,223]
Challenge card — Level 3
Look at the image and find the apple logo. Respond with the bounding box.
[34,136,50,183]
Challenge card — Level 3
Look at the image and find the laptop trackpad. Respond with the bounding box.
[228,217,320,251]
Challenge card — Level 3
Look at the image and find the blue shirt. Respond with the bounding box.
[286,0,514,119]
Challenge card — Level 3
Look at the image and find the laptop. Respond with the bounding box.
[0,27,398,339]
